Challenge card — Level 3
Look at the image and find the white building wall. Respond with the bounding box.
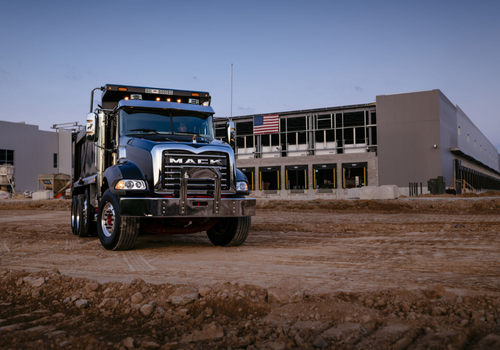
[0,120,70,191]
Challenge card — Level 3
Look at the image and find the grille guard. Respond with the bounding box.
[120,197,256,218]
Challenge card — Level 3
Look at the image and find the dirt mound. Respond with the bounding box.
[0,199,71,211]
[3,196,500,215]
[1,270,499,349]
[257,197,500,214]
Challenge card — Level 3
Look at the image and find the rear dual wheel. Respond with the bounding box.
[71,196,78,235]
[70,190,96,237]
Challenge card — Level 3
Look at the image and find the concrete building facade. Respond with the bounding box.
[215,89,500,199]
[0,121,72,192]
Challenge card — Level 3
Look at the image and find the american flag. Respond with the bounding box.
[253,114,279,135]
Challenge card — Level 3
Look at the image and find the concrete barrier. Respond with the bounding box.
[32,190,53,200]
[347,188,360,199]
[359,185,399,200]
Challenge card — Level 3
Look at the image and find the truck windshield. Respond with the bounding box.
[119,108,214,138]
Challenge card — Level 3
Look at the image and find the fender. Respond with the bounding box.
[104,161,147,195]
[235,168,250,195]
[236,168,248,183]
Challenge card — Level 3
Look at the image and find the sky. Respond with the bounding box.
[1,0,499,151]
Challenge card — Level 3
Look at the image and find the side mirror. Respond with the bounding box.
[225,120,236,152]
[86,112,98,141]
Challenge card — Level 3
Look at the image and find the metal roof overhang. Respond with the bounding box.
[450,147,500,176]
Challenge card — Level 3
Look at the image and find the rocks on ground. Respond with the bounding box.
[0,269,499,349]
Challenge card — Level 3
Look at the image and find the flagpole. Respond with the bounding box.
[230,63,233,120]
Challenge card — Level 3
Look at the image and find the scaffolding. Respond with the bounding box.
[0,164,15,194]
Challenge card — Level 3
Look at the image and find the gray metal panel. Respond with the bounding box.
[438,91,458,187]
[455,105,499,171]
[377,90,442,187]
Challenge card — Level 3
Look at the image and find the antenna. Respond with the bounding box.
[230,63,233,120]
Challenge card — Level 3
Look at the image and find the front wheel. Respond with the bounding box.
[206,216,251,247]
[97,190,140,251]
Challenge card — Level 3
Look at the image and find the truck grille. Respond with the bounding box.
[162,151,229,193]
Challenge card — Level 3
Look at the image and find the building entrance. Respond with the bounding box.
[285,165,308,190]
[313,164,337,190]
[342,162,367,188]
[259,166,281,191]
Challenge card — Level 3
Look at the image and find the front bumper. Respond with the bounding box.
[120,197,256,217]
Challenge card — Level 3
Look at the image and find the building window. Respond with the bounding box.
[236,137,245,149]
[53,154,58,168]
[316,114,332,129]
[458,126,461,135]
[286,117,307,132]
[467,134,470,142]
[355,127,366,144]
[0,149,14,165]
[343,112,365,127]
[215,125,226,142]
[236,121,253,135]
[344,128,354,145]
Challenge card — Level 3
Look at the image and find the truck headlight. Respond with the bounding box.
[115,180,147,190]
[236,181,248,192]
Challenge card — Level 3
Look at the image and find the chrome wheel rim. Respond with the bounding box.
[82,198,88,226]
[71,201,76,231]
[101,202,115,238]
[75,201,80,231]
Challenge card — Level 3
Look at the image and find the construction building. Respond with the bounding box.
[214,89,500,199]
[0,120,74,192]
[1,89,498,198]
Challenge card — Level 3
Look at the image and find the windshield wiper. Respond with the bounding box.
[129,128,159,134]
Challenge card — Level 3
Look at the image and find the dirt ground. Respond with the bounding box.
[0,196,500,349]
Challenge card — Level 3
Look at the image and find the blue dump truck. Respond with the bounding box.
[71,84,255,250]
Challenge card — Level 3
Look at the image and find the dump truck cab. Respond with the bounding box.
[72,84,255,250]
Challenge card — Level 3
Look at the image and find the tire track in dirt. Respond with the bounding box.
[0,240,10,254]
[122,252,156,272]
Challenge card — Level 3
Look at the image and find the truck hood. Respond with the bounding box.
[120,135,231,153]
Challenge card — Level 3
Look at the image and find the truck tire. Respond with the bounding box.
[76,195,89,237]
[97,190,140,251]
[206,216,251,247]
[71,196,78,235]
[82,189,97,237]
